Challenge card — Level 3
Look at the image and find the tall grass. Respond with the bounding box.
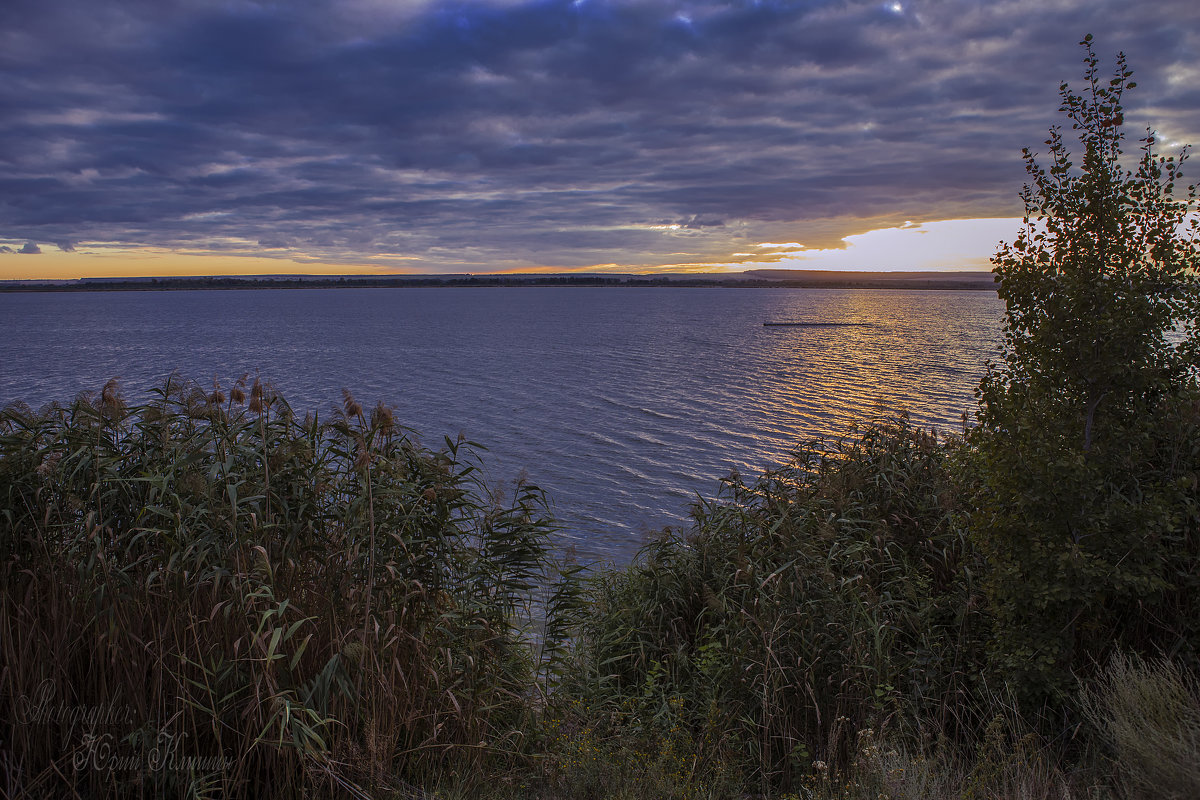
[0,376,570,798]
[1081,652,1200,800]
[556,420,992,795]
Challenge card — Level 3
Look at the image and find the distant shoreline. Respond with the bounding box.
[0,270,999,293]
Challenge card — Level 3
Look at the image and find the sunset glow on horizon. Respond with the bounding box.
[0,216,1020,280]
[0,246,414,282]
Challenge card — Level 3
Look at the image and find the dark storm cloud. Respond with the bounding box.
[2,0,1198,271]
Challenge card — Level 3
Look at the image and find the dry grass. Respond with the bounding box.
[1080,652,1200,800]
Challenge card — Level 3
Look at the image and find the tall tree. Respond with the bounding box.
[972,36,1200,706]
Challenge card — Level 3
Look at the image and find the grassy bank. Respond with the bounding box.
[2,379,1197,799]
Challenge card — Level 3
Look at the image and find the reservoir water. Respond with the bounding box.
[0,286,1003,565]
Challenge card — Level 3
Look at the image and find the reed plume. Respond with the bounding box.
[249,375,264,414]
[231,373,247,405]
[371,401,394,436]
[208,375,226,406]
[99,376,125,420]
[342,388,363,420]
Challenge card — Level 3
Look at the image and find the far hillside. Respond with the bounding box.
[744,268,997,289]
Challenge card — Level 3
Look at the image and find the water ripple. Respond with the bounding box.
[1,286,1003,566]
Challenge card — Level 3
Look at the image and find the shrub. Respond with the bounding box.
[558,419,990,795]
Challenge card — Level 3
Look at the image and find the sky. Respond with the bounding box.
[2,0,1198,279]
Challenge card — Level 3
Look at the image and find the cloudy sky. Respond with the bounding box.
[2,0,1198,278]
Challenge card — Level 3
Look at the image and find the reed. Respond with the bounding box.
[0,377,571,798]
[554,419,995,795]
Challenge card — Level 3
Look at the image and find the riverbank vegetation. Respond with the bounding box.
[2,39,1199,799]
[3,390,1196,799]
[1,377,577,797]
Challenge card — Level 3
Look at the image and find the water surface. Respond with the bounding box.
[0,286,1003,565]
